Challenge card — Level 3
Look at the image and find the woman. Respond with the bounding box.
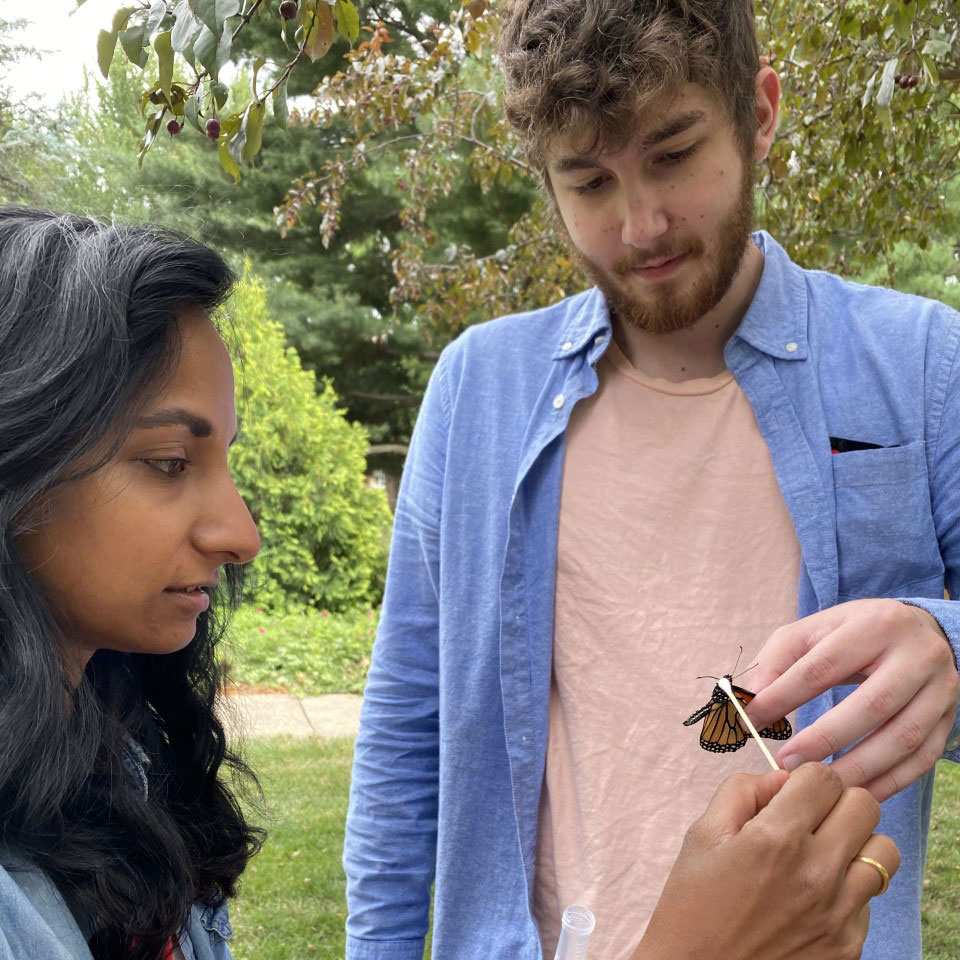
[0,206,261,960]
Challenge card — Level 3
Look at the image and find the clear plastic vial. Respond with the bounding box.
[554,905,596,960]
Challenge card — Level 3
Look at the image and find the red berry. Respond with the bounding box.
[205,118,221,141]
[279,0,297,19]
[166,119,182,136]
[898,76,910,89]
[909,75,919,88]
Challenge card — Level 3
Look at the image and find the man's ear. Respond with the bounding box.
[753,67,781,163]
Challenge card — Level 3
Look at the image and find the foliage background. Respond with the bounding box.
[227,273,391,612]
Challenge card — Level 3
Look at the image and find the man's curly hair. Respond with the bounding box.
[498,0,761,169]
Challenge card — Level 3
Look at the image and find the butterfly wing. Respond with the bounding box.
[731,684,793,741]
[683,683,749,753]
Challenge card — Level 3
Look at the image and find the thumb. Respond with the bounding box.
[698,769,790,842]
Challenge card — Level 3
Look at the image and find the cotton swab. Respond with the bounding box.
[717,675,780,772]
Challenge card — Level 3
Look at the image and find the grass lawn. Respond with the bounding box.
[230,738,960,959]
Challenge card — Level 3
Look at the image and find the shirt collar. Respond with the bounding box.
[551,231,809,364]
[550,287,612,360]
[732,231,809,361]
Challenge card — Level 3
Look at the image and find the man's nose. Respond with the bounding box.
[620,189,669,248]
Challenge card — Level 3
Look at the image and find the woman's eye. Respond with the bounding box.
[142,458,188,479]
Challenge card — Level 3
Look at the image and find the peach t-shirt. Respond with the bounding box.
[533,339,802,960]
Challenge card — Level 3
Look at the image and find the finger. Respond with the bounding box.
[697,769,790,842]
[771,662,921,767]
[812,787,880,862]
[858,715,954,801]
[751,761,843,834]
[746,607,847,693]
[746,616,875,730]
[824,690,954,794]
[842,834,900,906]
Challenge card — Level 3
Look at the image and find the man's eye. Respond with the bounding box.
[141,458,189,478]
[660,144,699,165]
[573,175,608,195]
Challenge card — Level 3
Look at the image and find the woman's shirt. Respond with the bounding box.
[0,740,236,959]
[0,849,234,960]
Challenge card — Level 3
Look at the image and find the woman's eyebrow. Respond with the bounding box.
[134,408,214,438]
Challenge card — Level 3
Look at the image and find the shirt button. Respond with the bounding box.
[561,341,573,351]
[553,394,565,409]
[594,335,604,345]
[785,341,799,353]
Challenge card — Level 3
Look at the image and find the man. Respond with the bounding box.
[344,2,960,958]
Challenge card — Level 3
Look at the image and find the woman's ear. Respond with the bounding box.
[753,67,781,163]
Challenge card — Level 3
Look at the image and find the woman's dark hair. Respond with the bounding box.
[0,206,263,960]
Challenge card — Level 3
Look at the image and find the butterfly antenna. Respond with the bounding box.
[731,644,744,675]
[694,674,719,681]
[732,662,759,681]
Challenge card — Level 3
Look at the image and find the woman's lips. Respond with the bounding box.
[164,587,211,614]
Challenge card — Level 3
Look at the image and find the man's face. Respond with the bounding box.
[546,84,757,336]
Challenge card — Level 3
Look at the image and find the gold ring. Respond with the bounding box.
[855,856,890,895]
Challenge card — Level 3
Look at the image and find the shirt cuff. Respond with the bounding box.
[346,936,426,960]
[897,596,960,760]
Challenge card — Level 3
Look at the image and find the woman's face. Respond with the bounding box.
[18,308,260,671]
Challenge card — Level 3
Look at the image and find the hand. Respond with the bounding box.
[744,599,960,800]
[631,763,899,960]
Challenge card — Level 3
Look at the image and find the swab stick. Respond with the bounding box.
[717,675,780,772]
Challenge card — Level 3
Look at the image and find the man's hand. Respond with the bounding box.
[632,763,899,960]
[745,599,960,801]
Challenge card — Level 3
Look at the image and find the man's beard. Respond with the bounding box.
[573,161,756,336]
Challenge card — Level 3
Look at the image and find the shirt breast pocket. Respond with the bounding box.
[832,440,943,599]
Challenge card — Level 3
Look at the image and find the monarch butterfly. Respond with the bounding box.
[683,675,792,754]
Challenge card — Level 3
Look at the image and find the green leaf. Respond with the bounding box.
[893,3,913,42]
[155,31,174,97]
[171,1,201,52]
[875,57,899,108]
[304,1,335,62]
[281,14,299,50]
[216,0,241,24]
[242,101,266,162]
[216,27,233,76]
[194,24,219,77]
[211,80,230,110]
[145,0,169,38]
[219,141,241,180]
[272,76,289,129]
[188,0,218,35]
[334,0,359,44]
[227,122,247,167]
[112,6,137,31]
[251,55,266,98]
[861,70,877,110]
[119,24,150,68]
[922,38,952,59]
[921,54,940,87]
[184,91,202,130]
[97,28,118,79]
[137,112,164,168]
[139,86,158,115]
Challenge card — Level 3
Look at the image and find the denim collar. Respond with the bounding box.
[550,230,809,365]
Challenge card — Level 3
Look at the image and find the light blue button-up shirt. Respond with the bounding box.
[344,231,960,960]
[0,741,235,960]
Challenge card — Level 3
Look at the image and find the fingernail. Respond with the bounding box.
[781,754,802,772]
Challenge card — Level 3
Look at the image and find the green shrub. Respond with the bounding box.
[221,603,378,695]
[226,273,392,611]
